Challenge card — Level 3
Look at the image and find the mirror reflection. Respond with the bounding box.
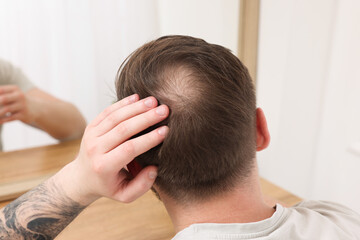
[0,58,86,151]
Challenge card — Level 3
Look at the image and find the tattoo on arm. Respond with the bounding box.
[0,178,85,239]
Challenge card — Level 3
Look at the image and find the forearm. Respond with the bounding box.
[30,100,86,140]
[0,175,86,239]
[26,89,87,140]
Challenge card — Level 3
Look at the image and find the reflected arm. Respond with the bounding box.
[24,88,86,141]
[0,59,86,140]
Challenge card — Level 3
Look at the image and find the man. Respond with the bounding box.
[1,35,360,239]
[0,59,86,150]
[116,35,360,239]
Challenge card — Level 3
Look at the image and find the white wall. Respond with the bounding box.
[257,0,360,212]
[158,0,239,54]
[0,0,239,151]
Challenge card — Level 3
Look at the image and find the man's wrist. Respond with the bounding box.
[54,161,99,206]
[22,94,38,125]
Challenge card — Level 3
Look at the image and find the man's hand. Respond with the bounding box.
[59,94,169,205]
[0,85,32,124]
[0,94,169,239]
[0,85,87,140]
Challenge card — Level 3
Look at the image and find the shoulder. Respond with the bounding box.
[283,200,360,238]
[0,59,35,91]
[292,200,360,218]
[0,58,14,79]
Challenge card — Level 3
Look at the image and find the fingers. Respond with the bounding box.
[77,95,170,204]
[114,165,158,203]
[0,102,22,124]
[90,94,139,127]
[0,102,21,116]
[99,105,169,153]
[104,125,169,174]
[0,87,24,124]
[0,112,21,124]
[0,91,21,105]
[0,85,18,94]
[94,96,159,137]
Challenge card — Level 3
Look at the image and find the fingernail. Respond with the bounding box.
[149,171,157,179]
[157,126,169,136]
[145,98,154,107]
[156,105,166,116]
[129,94,137,103]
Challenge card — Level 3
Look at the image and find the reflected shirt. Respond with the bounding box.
[172,200,360,240]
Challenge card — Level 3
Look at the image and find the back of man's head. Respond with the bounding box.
[116,35,256,203]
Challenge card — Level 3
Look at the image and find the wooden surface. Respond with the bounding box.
[261,178,302,207]
[59,193,174,240]
[238,0,260,83]
[0,140,301,240]
[0,139,81,201]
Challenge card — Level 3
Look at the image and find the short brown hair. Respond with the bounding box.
[116,35,256,203]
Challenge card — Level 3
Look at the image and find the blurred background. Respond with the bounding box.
[0,0,359,212]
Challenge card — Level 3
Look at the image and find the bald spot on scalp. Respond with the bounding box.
[155,65,206,114]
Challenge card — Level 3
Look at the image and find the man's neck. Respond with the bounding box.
[158,172,275,232]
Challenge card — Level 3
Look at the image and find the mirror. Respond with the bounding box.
[0,0,241,151]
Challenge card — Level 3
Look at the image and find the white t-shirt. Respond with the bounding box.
[172,200,360,240]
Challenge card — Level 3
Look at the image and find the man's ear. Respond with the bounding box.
[256,108,270,151]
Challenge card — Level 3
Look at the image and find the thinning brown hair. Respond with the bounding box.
[116,35,256,203]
